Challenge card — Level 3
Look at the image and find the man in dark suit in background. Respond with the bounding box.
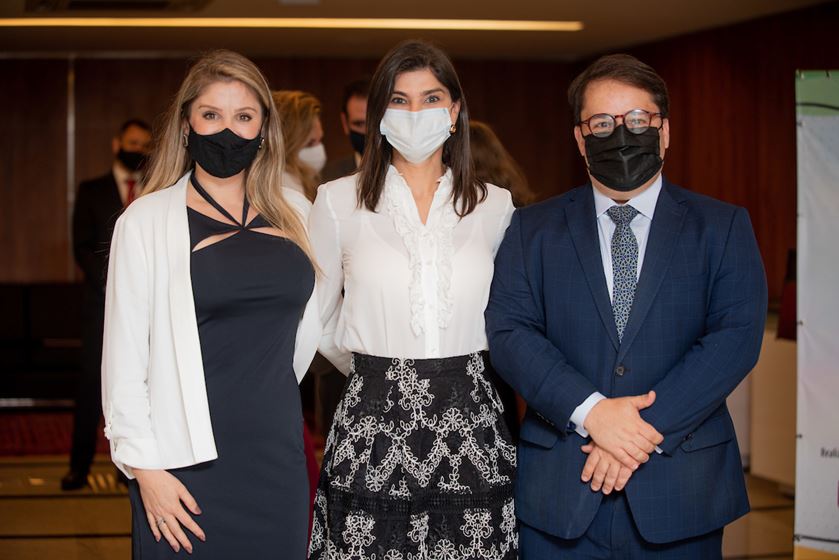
[321,77,369,183]
[62,119,152,490]
[486,55,767,558]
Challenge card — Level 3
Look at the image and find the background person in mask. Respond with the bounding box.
[63,118,152,491]
[486,54,767,558]
[308,40,517,558]
[271,87,328,529]
[102,50,321,558]
[321,77,369,182]
[272,90,326,201]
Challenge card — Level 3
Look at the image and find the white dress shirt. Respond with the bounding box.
[309,165,514,372]
[113,163,141,206]
[570,175,663,437]
[282,170,307,199]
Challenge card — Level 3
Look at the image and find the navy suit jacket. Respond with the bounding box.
[485,178,767,544]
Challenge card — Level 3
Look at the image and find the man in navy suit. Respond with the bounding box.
[486,54,767,558]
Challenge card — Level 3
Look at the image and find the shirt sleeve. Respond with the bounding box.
[569,392,606,438]
[493,189,515,254]
[101,212,159,478]
[308,184,351,375]
[293,287,320,383]
[284,187,321,383]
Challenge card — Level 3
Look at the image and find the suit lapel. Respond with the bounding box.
[617,180,687,362]
[166,173,198,380]
[106,173,122,211]
[565,187,620,351]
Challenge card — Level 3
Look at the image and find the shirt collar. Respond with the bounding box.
[112,162,139,185]
[386,164,453,200]
[592,174,663,220]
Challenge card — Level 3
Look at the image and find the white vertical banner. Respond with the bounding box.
[796,70,839,557]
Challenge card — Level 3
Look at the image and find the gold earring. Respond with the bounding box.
[450,124,457,134]
[182,133,188,148]
[258,137,265,150]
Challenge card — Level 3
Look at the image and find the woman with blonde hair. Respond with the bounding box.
[272,90,325,202]
[102,49,319,558]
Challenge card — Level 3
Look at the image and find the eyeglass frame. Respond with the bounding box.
[577,109,666,138]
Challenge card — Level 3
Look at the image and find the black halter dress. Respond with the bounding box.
[128,175,314,559]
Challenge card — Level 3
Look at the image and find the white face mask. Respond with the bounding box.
[379,108,453,164]
[298,143,327,173]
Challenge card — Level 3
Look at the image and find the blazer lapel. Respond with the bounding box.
[617,180,687,362]
[565,187,620,352]
[165,172,215,458]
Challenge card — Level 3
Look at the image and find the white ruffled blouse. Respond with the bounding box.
[309,165,514,372]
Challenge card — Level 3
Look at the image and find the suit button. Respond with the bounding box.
[614,365,626,376]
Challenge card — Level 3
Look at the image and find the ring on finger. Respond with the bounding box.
[157,517,166,528]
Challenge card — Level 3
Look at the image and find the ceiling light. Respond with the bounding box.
[0,17,584,32]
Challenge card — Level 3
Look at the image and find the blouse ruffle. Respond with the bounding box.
[382,167,458,337]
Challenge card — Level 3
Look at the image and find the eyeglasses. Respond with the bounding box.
[578,109,664,138]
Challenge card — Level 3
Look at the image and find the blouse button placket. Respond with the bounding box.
[420,230,440,357]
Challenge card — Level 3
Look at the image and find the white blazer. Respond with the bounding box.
[101,172,320,478]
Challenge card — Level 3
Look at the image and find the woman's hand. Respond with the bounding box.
[133,468,206,553]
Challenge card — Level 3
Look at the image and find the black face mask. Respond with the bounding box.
[117,149,147,172]
[349,129,366,156]
[187,126,262,179]
[584,125,663,192]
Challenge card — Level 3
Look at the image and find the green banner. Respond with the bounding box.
[796,70,839,116]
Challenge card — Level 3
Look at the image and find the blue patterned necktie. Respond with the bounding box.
[607,205,640,342]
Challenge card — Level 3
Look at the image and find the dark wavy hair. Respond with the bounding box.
[567,54,669,123]
[357,40,485,217]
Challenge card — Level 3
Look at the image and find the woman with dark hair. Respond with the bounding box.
[308,40,518,558]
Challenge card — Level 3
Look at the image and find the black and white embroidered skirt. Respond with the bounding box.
[309,352,518,559]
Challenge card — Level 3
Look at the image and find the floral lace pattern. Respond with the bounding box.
[309,353,518,559]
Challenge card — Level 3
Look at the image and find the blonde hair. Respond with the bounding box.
[271,90,322,202]
[142,50,315,265]
[469,120,536,207]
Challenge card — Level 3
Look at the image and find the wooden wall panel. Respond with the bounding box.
[256,56,574,199]
[0,60,69,282]
[73,58,190,188]
[2,2,835,297]
[458,59,574,200]
[617,2,839,302]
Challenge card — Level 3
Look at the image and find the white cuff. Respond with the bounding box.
[569,392,606,438]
